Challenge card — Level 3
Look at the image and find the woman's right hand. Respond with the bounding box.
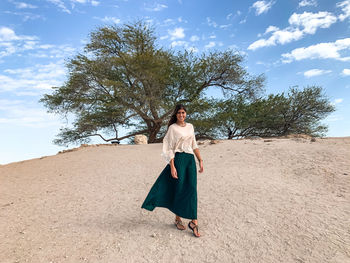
[170,166,178,179]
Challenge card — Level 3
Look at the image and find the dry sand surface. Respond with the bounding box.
[1,137,350,263]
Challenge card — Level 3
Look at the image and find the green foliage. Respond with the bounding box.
[40,20,264,145]
[197,86,335,139]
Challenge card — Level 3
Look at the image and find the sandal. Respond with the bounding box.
[174,219,186,230]
[188,221,200,237]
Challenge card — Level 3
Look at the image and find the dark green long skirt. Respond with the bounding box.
[141,152,197,220]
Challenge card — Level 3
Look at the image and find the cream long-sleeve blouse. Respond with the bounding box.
[161,122,199,163]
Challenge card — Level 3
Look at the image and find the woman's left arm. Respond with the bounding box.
[194,148,204,173]
[191,124,203,173]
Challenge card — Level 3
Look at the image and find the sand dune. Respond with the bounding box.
[1,137,350,263]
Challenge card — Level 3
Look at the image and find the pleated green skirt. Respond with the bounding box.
[141,152,197,219]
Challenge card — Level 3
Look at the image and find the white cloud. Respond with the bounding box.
[96,16,121,24]
[169,40,197,53]
[334,98,343,104]
[207,17,218,28]
[47,0,71,14]
[239,18,247,24]
[248,11,337,50]
[187,47,198,53]
[249,29,303,50]
[0,43,16,58]
[282,38,350,63]
[0,62,66,93]
[264,25,279,34]
[303,69,331,78]
[0,100,60,128]
[299,0,317,7]
[38,44,55,49]
[162,18,175,26]
[145,3,168,11]
[228,44,238,50]
[172,43,198,55]
[29,45,75,58]
[207,17,231,29]
[72,0,87,3]
[270,29,303,44]
[190,35,199,42]
[329,98,344,108]
[4,11,44,21]
[205,41,216,49]
[177,17,187,23]
[289,11,337,34]
[0,34,74,59]
[219,24,231,29]
[342,69,350,75]
[23,40,37,50]
[0,26,37,42]
[0,29,74,84]
[168,27,185,40]
[71,0,100,6]
[144,18,154,25]
[13,2,38,9]
[325,114,343,122]
[170,40,187,48]
[226,11,241,20]
[0,27,18,42]
[0,27,46,58]
[0,99,25,107]
[337,0,350,21]
[252,1,274,15]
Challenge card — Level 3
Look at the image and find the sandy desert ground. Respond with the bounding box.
[0,137,350,263]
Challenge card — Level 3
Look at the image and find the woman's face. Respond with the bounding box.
[176,108,186,122]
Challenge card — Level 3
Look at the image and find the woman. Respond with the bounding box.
[141,104,204,237]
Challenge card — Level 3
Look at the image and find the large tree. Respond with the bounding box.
[40,21,264,145]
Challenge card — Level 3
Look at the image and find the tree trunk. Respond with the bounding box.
[148,122,162,143]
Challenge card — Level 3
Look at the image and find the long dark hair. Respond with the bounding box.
[167,104,187,128]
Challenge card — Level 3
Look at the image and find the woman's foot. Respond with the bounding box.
[188,220,201,237]
[174,219,186,230]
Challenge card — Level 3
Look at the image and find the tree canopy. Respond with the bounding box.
[40,21,265,145]
[191,86,335,139]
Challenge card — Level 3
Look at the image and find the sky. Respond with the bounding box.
[0,0,349,164]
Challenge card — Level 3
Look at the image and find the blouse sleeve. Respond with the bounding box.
[191,124,199,150]
[161,126,175,163]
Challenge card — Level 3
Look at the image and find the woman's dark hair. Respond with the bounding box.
[167,104,187,128]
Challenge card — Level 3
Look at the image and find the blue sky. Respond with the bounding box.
[0,0,349,164]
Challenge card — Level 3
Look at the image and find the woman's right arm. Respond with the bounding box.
[169,158,178,179]
[162,126,178,179]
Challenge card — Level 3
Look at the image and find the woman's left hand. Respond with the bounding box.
[199,160,204,173]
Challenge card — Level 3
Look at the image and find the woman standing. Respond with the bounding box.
[141,104,204,237]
